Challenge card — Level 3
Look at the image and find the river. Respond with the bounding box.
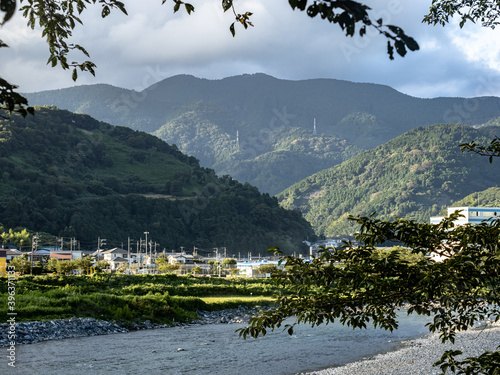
[5,314,431,375]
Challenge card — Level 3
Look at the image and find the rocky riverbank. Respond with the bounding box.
[0,307,259,347]
[301,322,500,375]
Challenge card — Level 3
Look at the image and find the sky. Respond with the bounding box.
[4,0,500,99]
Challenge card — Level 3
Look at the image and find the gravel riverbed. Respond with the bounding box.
[301,322,500,375]
[0,307,258,346]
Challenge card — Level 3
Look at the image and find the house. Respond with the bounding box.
[50,252,73,261]
[4,248,23,262]
[167,254,194,265]
[108,256,129,271]
[101,248,129,261]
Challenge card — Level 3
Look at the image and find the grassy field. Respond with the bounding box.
[0,273,278,325]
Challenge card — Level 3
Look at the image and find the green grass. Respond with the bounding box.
[0,274,279,323]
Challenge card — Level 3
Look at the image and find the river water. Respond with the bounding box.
[6,314,431,375]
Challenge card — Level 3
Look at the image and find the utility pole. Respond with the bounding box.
[139,239,143,270]
[148,240,153,272]
[136,241,140,269]
[97,237,106,264]
[70,237,77,261]
[144,232,149,270]
[31,233,39,275]
[127,237,133,269]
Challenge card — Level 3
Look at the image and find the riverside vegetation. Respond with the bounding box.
[0,273,276,327]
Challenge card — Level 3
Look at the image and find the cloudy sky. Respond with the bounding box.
[4,0,500,98]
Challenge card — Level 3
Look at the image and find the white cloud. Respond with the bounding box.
[3,0,500,98]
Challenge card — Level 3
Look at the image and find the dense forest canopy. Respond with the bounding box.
[0,106,314,253]
[278,123,500,236]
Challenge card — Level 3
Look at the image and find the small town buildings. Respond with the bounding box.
[167,253,194,265]
[429,206,500,262]
[305,238,349,257]
[430,206,500,226]
[236,258,282,278]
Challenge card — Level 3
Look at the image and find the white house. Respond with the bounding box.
[101,248,129,261]
[108,256,129,271]
[167,254,194,265]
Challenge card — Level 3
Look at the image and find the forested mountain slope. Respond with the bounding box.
[448,187,500,210]
[0,107,314,253]
[278,124,500,236]
[25,74,500,194]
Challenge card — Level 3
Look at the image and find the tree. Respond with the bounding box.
[75,255,93,273]
[238,215,500,373]
[155,256,181,273]
[8,254,31,275]
[257,263,278,275]
[222,258,237,268]
[94,259,109,272]
[55,259,77,275]
[1,227,31,249]
[46,257,59,273]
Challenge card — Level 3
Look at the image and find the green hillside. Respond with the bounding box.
[278,124,500,236]
[153,104,360,194]
[0,106,314,254]
[448,187,500,209]
[25,74,500,194]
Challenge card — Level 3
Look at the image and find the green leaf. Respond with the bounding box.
[222,0,232,12]
[296,0,307,11]
[229,22,235,37]
[394,39,407,57]
[185,3,195,14]
[0,0,16,25]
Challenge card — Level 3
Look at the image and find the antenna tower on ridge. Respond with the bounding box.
[313,118,317,136]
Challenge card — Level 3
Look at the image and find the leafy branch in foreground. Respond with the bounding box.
[238,211,500,374]
[461,136,500,163]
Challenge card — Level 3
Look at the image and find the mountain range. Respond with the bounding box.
[25,74,500,195]
[21,74,500,239]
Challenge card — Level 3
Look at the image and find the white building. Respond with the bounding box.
[430,207,500,226]
[236,259,282,278]
[430,206,500,262]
